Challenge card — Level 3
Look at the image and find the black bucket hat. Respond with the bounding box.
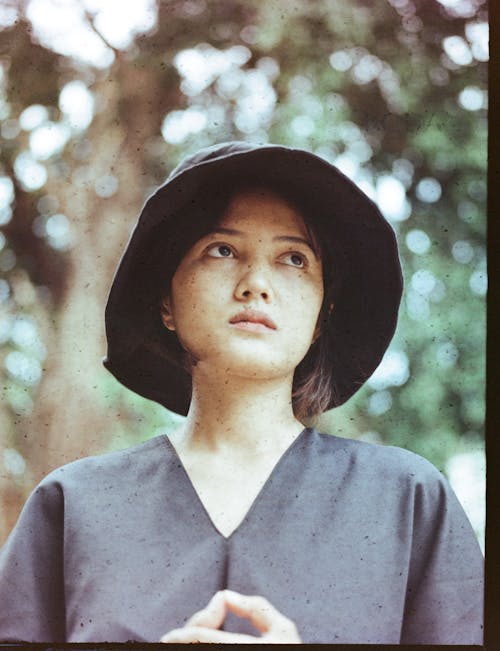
[103,141,403,415]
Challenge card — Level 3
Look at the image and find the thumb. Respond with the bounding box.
[185,591,227,629]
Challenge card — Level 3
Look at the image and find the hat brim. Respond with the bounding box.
[104,143,403,415]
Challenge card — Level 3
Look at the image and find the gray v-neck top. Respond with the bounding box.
[0,429,483,644]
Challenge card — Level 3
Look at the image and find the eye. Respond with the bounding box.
[280,252,307,268]
[206,244,234,258]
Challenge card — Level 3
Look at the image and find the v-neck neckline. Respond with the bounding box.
[162,427,311,541]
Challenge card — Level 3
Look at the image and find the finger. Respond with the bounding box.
[160,625,265,644]
[221,590,290,633]
[184,591,227,629]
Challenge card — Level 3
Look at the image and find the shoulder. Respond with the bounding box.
[306,430,476,539]
[2,436,174,554]
[38,435,170,494]
[308,428,447,488]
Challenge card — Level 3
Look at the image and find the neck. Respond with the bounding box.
[173,363,305,456]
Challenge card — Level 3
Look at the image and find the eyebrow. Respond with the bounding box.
[207,228,319,258]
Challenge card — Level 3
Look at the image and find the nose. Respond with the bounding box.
[234,264,273,303]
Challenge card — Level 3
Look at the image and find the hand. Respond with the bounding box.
[159,589,302,643]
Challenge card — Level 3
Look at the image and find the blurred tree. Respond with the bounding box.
[0,0,487,543]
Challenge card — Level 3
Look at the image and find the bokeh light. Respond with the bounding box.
[162,108,208,144]
[4,350,42,386]
[368,349,410,391]
[406,229,431,255]
[59,81,95,131]
[19,105,49,131]
[13,152,47,191]
[376,175,411,222]
[30,122,71,160]
[416,177,442,203]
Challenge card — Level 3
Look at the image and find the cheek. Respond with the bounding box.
[287,278,324,323]
[168,269,227,343]
[280,283,324,353]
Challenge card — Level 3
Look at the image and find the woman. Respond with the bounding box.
[0,142,483,644]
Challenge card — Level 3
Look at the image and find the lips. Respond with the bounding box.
[229,310,277,331]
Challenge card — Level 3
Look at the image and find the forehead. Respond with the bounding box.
[218,187,310,237]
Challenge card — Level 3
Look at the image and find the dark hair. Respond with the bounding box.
[149,175,345,422]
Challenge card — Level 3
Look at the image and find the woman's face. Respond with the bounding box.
[162,188,324,382]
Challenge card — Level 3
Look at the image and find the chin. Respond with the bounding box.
[201,351,305,382]
[185,336,312,380]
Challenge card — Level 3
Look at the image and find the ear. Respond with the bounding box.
[160,296,176,331]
